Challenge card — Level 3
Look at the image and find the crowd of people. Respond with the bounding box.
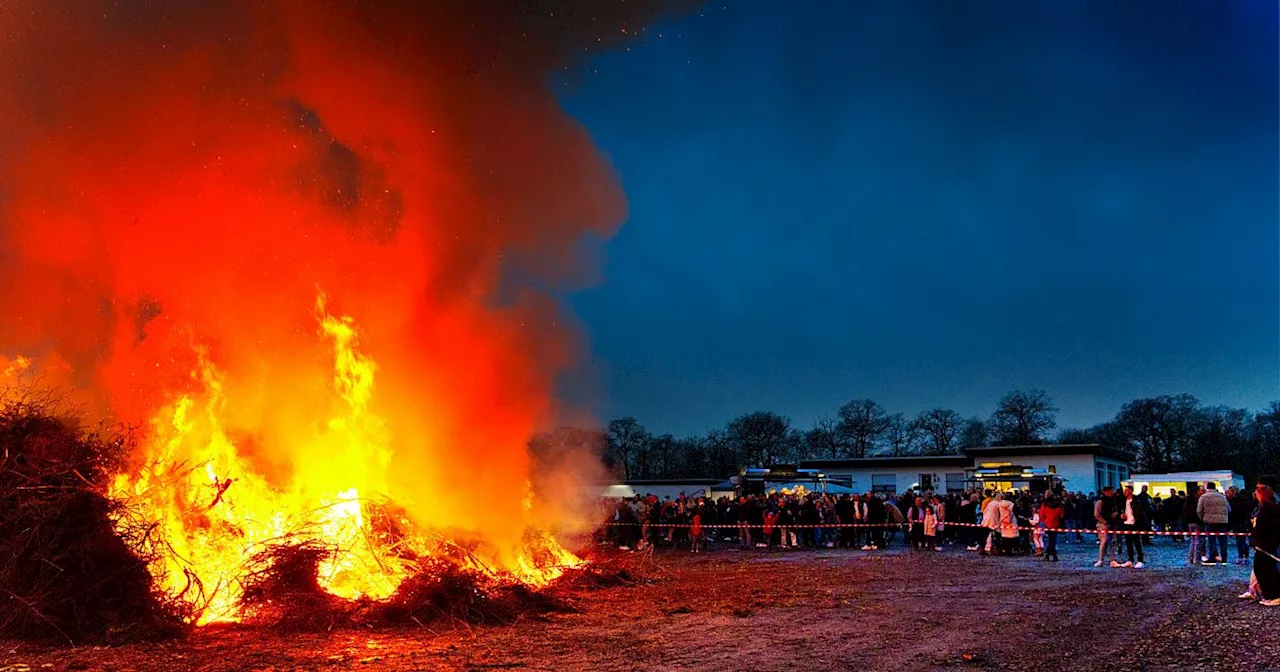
[601,476,1280,606]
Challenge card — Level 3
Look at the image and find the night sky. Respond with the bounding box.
[557,0,1279,437]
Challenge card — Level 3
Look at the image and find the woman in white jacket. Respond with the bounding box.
[980,493,1002,555]
[997,497,1019,554]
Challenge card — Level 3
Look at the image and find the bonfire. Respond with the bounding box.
[98,297,583,627]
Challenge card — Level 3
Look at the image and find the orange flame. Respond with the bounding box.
[109,296,580,624]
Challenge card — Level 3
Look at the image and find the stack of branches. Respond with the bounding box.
[237,540,358,631]
[0,387,188,644]
[370,556,571,627]
[236,535,573,631]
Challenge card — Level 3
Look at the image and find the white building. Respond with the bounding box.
[800,444,1132,495]
[593,479,723,500]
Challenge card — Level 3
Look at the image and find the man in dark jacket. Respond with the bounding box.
[1136,486,1154,544]
[1185,487,1204,565]
[866,494,887,549]
[1227,486,1253,563]
[1162,489,1184,539]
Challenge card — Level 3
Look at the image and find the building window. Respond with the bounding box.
[918,473,934,491]
[871,474,896,494]
[945,473,965,493]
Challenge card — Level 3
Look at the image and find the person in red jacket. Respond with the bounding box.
[1039,495,1066,562]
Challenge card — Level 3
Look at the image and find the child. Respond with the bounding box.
[923,501,939,551]
[690,508,705,553]
[1032,509,1045,556]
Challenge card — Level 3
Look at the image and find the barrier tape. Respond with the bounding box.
[602,521,1253,537]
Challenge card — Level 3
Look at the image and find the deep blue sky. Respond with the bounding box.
[557,0,1278,437]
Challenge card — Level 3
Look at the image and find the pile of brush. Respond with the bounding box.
[236,543,574,631]
[0,390,188,644]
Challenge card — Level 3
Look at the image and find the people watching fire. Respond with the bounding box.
[600,479,1273,587]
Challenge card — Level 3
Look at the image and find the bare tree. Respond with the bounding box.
[958,417,988,448]
[803,414,847,458]
[836,399,890,458]
[881,413,923,456]
[606,417,650,479]
[1105,394,1199,472]
[725,411,792,467]
[988,390,1057,446]
[915,408,963,455]
[703,429,739,477]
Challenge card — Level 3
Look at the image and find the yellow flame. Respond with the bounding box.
[1,355,31,380]
[109,296,578,624]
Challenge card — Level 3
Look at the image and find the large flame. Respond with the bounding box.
[0,0,646,625]
[109,296,581,624]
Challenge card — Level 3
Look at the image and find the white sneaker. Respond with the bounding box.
[1133,562,1144,569]
[967,545,978,551]
[1121,561,1134,568]
[1093,560,1103,567]
[1261,598,1280,607]
[1239,592,1257,600]
[934,547,943,552]
[860,545,872,551]
[1109,561,1122,568]
[1201,556,1209,563]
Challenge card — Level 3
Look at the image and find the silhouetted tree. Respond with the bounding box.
[915,408,963,455]
[726,411,791,467]
[988,390,1057,446]
[803,415,846,458]
[881,413,923,456]
[1250,402,1280,482]
[672,435,709,478]
[606,417,650,479]
[836,399,889,458]
[1056,427,1099,444]
[1108,394,1199,472]
[650,433,677,478]
[1186,406,1251,473]
[958,417,988,448]
[703,429,739,478]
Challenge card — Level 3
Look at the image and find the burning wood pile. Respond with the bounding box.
[0,379,587,644]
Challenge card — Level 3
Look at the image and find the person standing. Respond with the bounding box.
[907,496,928,550]
[1039,495,1065,562]
[735,496,754,549]
[1185,486,1204,565]
[1197,482,1231,565]
[866,493,887,550]
[1249,481,1280,606]
[1162,489,1185,540]
[980,493,1001,556]
[1137,485,1154,544]
[1227,486,1253,564]
[1119,486,1146,568]
[1095,486,1120,567]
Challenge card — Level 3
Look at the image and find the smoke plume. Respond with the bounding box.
[0,0,687,539]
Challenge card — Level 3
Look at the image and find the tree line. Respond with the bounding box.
[529,390,1280,486]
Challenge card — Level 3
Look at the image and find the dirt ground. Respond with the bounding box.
[3,536,1276,672]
